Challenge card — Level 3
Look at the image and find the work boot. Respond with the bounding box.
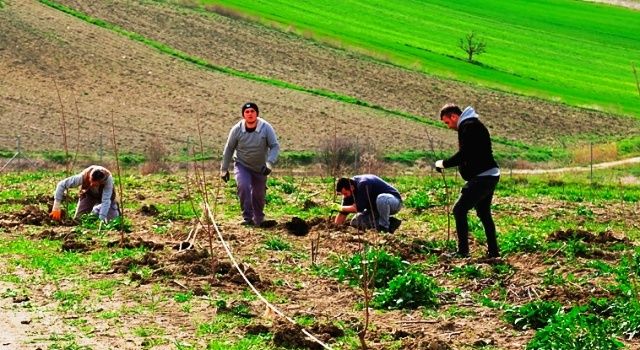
[389,217,402,233]
[240,220,254,226]
[377,225,390,233]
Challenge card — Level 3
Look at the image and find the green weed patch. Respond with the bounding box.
[335,248,408,288]
[373,271,440,310]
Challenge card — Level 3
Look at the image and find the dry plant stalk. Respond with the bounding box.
[310,231,320,266]
[71,93,81,170]
[425,128,452,245]
[53,79,70,175]
[194,116,219,283]
[110,112,126,239]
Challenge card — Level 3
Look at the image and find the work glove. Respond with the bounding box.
[220,170,230,183]
[434,159,444,173]
[49,201,62,221]
[261,162,273,176]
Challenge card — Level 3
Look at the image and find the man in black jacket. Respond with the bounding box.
[435,104,500,258]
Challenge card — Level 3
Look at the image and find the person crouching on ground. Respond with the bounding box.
[49,165,120,223]
[435,103,500,258]
[334,175,402,233]
[220,102,280,227]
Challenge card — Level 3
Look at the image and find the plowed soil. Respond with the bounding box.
[1,0,638,157]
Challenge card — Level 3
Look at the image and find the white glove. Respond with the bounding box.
[266,162,273,171]
[435,160,444,172]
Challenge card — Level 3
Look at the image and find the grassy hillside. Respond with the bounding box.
[205,0,640,118]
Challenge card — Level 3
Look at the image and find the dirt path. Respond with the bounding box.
[512,156,640,174]
[586,0,640,10]
[0,282,31,350]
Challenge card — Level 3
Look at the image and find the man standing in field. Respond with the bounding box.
[220,102,280,227]
[334,175,402,233]
[435,104,500,258]
[49,165,120,223]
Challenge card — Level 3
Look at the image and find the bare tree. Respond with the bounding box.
[633,62,640,97]
[459,31,486,62]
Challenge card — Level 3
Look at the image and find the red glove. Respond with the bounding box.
[49,209,62,221]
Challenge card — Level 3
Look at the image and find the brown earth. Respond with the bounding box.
[1,0,638,158]
[0,175,638,349]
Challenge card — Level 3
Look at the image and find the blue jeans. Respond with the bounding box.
[350,193,402,230]
[453,176,499,257]
[234,162,267,225]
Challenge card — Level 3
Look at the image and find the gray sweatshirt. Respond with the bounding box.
[221,118,280,173]
[54,168,115,220]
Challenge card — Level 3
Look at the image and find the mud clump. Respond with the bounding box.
[285,217,310,236]
[139,204,159,216]
[245,323,270,335]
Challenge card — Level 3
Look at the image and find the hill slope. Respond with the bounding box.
[1,0,638,161]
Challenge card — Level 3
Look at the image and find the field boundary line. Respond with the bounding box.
[37,0,541,151]
[203,201,334,350]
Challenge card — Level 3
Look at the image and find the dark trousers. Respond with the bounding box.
[452,176,499,257]
[234,162,267,225]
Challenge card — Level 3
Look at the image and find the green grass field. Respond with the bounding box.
[205,0,640,118]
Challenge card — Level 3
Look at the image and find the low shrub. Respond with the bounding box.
[373,271,439,310]
[336,248,407,288]
[404,190,433,212]
[526,307,623,350]
[501,230,542,254]
[264,236,291,251]
[503,300,562,330]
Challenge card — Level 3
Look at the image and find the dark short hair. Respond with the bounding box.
[336,177,355,192]
[439,104,462,120]
[90,169,106,181]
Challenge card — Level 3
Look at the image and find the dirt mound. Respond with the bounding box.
[173,249,209,264]
[110,252,161,274]
[272,321,324,350]
[169,250,233,277]
[285,217,310,236]
[12,205,51,226]
[107,237,165,251]
[402,337,453,350]
[228,263,261,285]
[548,229,629,244]
[61,239,91,252]
[260,220,278,228]
[36,229,73,240]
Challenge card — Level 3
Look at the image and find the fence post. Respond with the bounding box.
[590,142,593,186]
